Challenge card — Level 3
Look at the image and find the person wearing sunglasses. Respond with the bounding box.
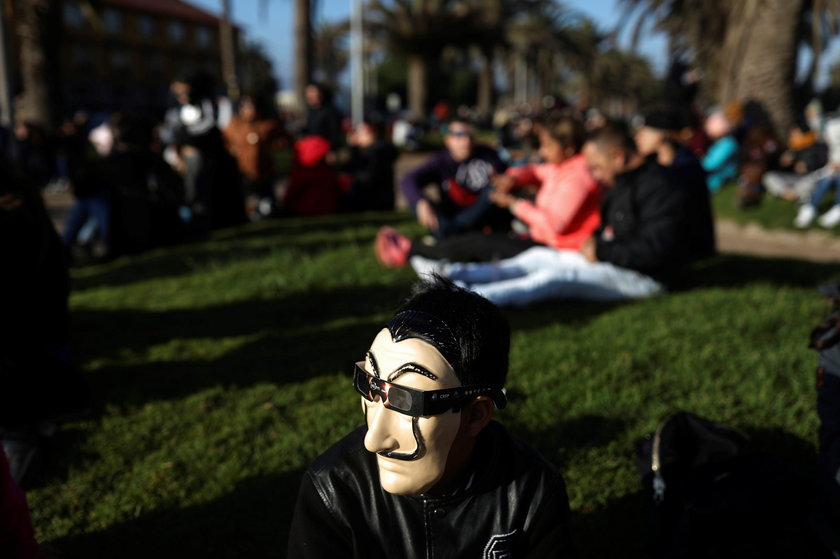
[396,118,509,241]
[288,276,574,558]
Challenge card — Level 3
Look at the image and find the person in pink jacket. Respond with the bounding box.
[376,115,600,267]
[0,448,38,559]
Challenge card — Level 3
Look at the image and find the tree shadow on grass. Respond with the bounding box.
[503,413,628,466]
[740,425,819,478]
[72,284,412,407]
[572,491,649,559]
[679,253,840,290]
[49,468,303,559]
[503,299,626,333]
[211,211,412,244]
[69,211,415,293]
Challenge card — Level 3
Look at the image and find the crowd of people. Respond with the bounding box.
[375,106,716,307]
[5,65,840,556]
[5,76,401,264]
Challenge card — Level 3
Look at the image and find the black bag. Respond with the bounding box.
[636,411,811,558]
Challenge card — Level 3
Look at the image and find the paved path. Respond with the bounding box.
[45,152,840,264]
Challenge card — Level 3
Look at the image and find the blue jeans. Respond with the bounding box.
[62,194,110,246]
[810,174,840,207]
[432,188,502,239]
[444,247,664,306]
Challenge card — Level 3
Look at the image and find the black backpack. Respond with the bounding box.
[636,411,812,558]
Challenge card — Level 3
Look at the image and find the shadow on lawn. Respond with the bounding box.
[51,468,304,559]
[72,283,411,407]
[504,413,628,466]
[680,253,840,290]
[70,212,411,292]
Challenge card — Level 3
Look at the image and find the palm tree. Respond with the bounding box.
[504,4,581,104]
[294,0,313,109]
[559,16,608,108]
[365,0,475,119]
[14,0,64,131]
[313,20,349,92]
[588,47,660,116]
[464,0,548,119]
[620,0,840,135]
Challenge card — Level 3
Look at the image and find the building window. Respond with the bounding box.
[138,16,157,38]
[64,1,86,28]
[195,26,213,48]
[110,48,130,73]
[147,52,164,75]
[102,8,123,33]
[168,21,186,43]
[71,43,95,71]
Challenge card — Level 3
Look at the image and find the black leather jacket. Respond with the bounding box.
[287,421,574,558]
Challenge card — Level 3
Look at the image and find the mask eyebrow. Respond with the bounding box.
[365,351,380,378]
[387,363,438,382]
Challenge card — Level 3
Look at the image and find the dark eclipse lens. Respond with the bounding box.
[385,386,412,411]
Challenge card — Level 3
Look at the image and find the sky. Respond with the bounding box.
[189,0,840,93]
[189,0,669,89]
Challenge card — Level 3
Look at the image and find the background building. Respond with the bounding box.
[6,0,238,118]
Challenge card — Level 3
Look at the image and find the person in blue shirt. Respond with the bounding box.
[701,110,739,193]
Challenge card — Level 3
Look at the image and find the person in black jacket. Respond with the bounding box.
[302,83,343,149]
[288,276,574,558]
[340,120,398,211]
[429,120,691,306]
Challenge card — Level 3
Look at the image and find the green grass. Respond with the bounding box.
[712,182,840,234]
[28,211,840,557]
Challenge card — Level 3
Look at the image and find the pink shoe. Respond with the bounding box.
[375,226,412,267]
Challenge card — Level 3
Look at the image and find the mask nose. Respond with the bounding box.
[363,401,401,454]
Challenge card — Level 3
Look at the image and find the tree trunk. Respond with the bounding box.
[407,54,427,120]
[477,50,493,121]
[15,0,60,131]
[717,0,803,136]
[220,0,238,100]
[294,0,312,111]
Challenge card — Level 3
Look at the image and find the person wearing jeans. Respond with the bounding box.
[438,246,664,306]
[421,120,693,307]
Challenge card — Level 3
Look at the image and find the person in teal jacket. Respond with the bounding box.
[701,110,739,192]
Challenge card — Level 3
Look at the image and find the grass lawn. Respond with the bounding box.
[28,211,840,557]
[712,182,840,234]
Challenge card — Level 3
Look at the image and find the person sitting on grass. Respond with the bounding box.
[375,115,601,270]
[762,118,827,204]
[794,117,840,229]
[421,120,694,307]
[287,276,574,557]
[701,109,739,193]
[397,118,508,240]
[634,109,716,260]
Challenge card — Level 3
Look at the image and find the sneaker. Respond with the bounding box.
[375,226,412,267]
[409,255,447,279]
[818,205,840,228]
[794,204,817,228]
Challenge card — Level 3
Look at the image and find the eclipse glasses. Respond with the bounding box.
[353,362,506,417]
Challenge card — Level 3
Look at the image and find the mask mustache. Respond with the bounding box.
[365,407,426,461]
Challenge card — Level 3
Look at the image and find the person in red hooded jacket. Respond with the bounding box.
[284,136,342,216]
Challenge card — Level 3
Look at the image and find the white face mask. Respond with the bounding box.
[362,329,463,495]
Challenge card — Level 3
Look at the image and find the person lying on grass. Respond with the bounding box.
[375,115,601,269]
[288,276,574,558]
[410,120,697,306]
